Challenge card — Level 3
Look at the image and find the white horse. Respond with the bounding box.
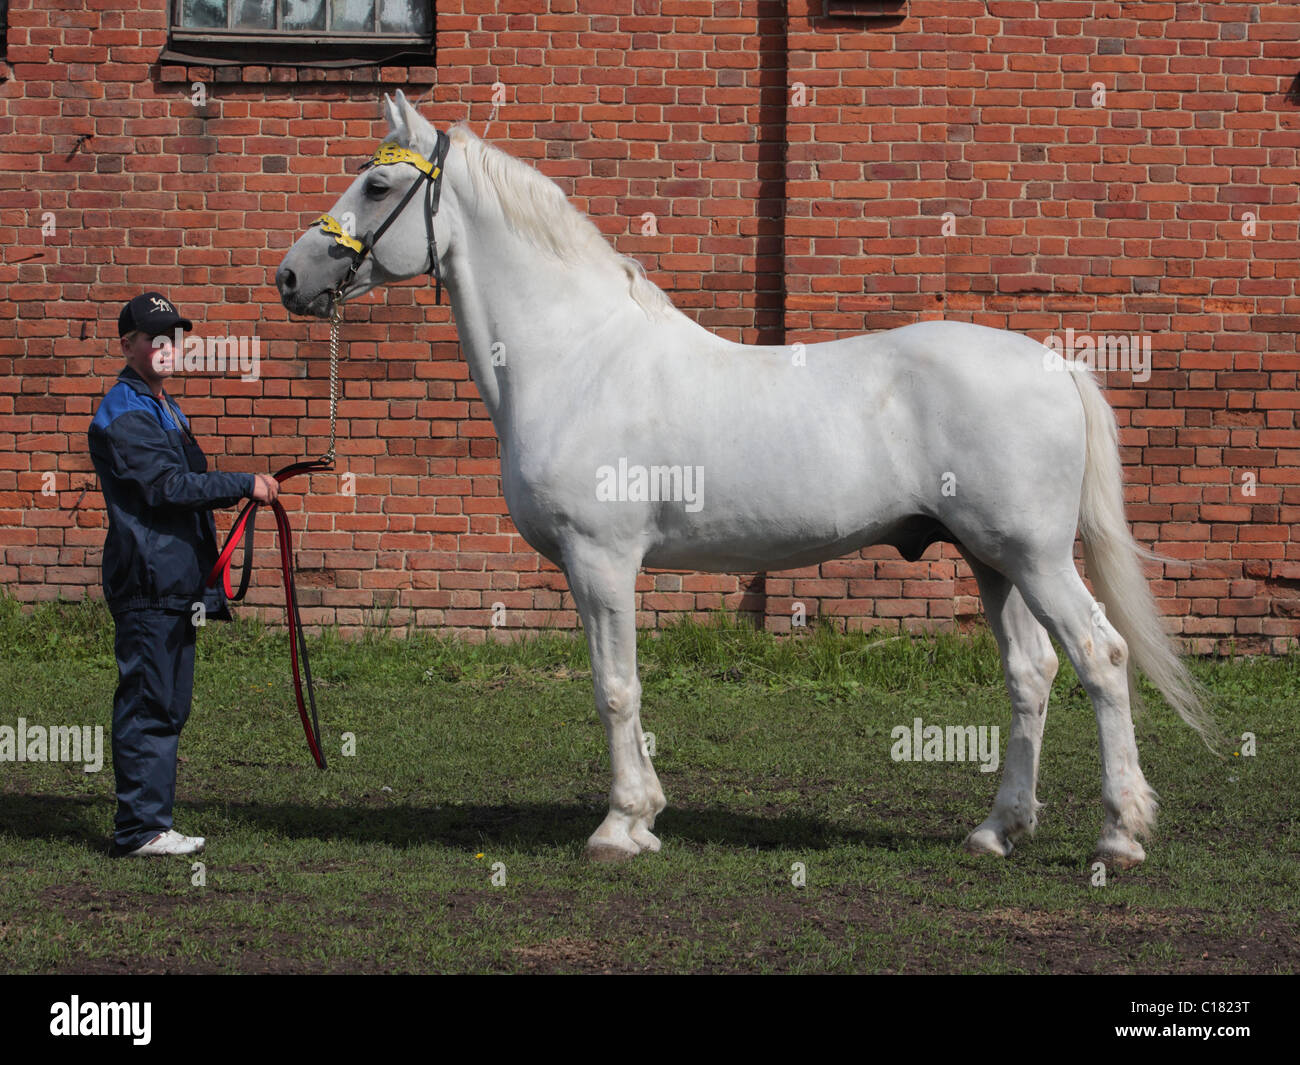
[276,91,1214,868]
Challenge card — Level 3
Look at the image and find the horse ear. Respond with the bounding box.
[383,92,407,142]
[394,89,437,156]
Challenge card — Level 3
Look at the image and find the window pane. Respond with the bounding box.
[380,0,429,35]
[331,0,374,32]
[281,0,325,31]
[233,0,274,29]
[183,0,228,29]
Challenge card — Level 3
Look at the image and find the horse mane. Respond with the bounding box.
[443,122,678,321]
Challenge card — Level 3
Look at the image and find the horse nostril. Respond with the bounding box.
[276,266,296,294]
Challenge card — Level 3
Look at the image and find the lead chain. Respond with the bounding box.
[323,300,341,466]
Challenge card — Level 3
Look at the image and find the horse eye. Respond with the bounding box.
[365,180,390,198]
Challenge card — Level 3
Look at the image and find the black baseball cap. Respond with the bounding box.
[118,292,193,338]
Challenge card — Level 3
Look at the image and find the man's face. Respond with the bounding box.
[121,331,175,383]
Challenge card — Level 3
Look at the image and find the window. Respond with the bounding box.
[168,0,433,65]
[177,0,429,41]
[824,1,906,19]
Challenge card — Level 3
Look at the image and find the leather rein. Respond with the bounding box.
[207,133,450,769]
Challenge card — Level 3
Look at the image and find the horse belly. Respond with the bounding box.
[637,453,910,572]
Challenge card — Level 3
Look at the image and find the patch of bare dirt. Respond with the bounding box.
[511,937,609,970]
[30,881,1299,975]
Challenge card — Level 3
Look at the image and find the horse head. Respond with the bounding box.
[276,90,456,318]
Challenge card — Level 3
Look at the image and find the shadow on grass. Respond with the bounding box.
[0,793,957,857]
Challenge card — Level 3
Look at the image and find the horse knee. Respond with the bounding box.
[1105,633,1128,670]
[597,674,640,722]
[1031,640,1058,686]
[1005,640,1057,710]
[1086,622,1128,673]
[1075,622,1130,700]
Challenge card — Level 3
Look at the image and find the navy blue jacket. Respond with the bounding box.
[88,366,255,617]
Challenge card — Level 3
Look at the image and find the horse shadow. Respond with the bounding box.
[0,792,957,857]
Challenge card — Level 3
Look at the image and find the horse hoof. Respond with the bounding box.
[1094,851,1143,871]
[586,842,639,863]
[964,825,1013,858]
[1093,845,1145,871]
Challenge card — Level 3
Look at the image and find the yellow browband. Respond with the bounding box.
[312,141,442,253]
[369,141,440,176]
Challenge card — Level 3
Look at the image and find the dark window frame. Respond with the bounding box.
[824,0,906,19]
[167,0,435,67]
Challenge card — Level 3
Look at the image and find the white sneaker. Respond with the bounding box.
[124,829,206,857]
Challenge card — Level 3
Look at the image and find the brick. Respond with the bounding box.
[0,2,1293,648]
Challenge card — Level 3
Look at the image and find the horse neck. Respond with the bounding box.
[441,213,646,428]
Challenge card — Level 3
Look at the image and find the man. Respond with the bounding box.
[88,292,278,857]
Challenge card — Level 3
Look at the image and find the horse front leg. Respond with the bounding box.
[564,542,665,861]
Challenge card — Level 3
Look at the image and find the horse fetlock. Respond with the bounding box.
[1102,776,1158,840]
[609,786,648,820]
[1011,793,1044,838]
[977,789,1041,847]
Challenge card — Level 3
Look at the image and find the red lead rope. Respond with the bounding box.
[207,459,332,769]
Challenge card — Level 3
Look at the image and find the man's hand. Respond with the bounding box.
[251,473,279,504]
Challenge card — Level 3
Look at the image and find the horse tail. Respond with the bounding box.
[1070,366,1220,750]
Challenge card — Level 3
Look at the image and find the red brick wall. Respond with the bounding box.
[0,0,1296,652]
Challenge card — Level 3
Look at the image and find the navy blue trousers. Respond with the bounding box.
[111,609,197,852]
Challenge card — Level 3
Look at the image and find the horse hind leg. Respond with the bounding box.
[563,542,666,862]
[962,554,1058,858]
[1008,559,1158,870]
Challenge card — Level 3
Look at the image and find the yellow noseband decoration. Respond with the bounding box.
[312,213,363,254]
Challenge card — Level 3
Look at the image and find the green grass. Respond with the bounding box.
[0,593,1296,973]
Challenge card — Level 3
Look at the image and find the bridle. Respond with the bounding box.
[311,130,451,312]
[205,130,452,770]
